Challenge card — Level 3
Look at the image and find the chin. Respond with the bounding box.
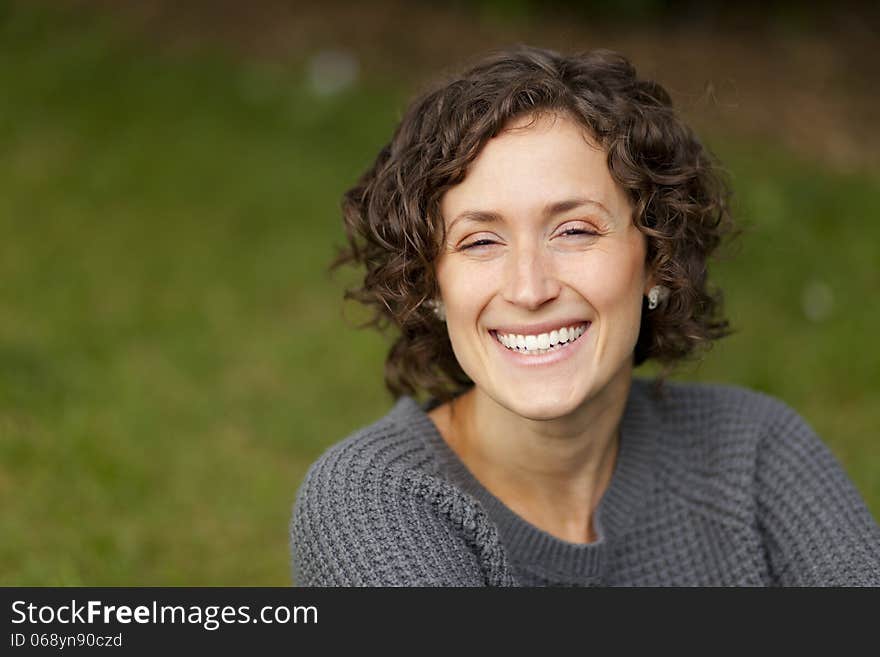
[497,382,587,421]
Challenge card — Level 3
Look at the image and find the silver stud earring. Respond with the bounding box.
[647,285,670,310]
[424,298,446,321]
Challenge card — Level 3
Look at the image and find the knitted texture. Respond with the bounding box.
[290,379,880,586]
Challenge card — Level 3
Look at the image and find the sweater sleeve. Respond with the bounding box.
[755,402,880,586]
[290,442,518,587]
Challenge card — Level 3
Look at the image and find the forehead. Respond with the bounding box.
[440,111,625,224]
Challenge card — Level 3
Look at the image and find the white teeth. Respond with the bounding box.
[493,323,588,355]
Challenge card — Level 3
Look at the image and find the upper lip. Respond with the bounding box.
[489,319,591,336]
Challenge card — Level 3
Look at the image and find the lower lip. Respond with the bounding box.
[489,324,591,367]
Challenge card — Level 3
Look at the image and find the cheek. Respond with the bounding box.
[437,259,497,316]
[567,246,646,311]
[436,263,498,370]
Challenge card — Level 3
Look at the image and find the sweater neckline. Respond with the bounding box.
[389,378,661,582]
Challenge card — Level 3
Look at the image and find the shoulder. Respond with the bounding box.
[633,377,868,511]
[629,378,823,510]
[296,396,439,489]
[632,377,810,450]
[636,377,802,426]
[292,396,440,519]
[631,380,880,585]
[289,397,515,586]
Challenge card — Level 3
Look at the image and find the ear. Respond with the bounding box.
[642,263,658,297]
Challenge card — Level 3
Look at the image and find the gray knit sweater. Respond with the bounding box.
[290,378,880,586]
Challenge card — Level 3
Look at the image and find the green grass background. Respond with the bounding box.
[1,4,877,585]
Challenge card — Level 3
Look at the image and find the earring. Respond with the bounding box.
[424,298,446,321]
[647,285,670,310]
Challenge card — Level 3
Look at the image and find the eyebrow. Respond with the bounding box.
[447,197,613,233]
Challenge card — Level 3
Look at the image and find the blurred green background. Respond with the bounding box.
[1,0,877,585]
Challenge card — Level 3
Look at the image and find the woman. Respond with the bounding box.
[290,46,880,586]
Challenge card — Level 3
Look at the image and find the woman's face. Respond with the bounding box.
[435,111,651,420]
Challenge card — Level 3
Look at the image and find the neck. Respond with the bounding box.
[442,364,633,543]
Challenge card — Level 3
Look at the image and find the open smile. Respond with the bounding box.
[490,322,589,355]
[487,322,591,368]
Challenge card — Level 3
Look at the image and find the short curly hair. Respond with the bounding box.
[334,45,734,402]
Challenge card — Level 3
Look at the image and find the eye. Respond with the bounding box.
[460,238,497,250]
[456,233,501,251]
[555,221,601,238]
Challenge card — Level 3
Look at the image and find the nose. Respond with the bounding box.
[500,243,561,310]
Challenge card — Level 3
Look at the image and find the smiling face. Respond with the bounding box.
[435,111,651,421]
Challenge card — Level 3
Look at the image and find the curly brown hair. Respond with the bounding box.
[333,45,734,402]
